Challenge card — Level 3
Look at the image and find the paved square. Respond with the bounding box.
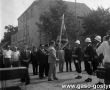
[0,63,106,90]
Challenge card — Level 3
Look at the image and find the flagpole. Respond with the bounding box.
[59,14,64,49]
[59,14,69,49]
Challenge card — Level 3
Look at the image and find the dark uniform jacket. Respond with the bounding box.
[44,49,48,64]
[64,48,72,62]
[84,44,95,61]
[37,49,46,64]
[31,51,38,65]
[20,50,31,67]
[73,46,82,61]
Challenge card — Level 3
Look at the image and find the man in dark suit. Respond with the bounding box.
[31,46,38,75]
[37,44,46,79]
[64,45,72,72]
[20,48,31,85]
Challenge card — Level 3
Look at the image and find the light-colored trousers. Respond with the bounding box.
[48,63,56,79]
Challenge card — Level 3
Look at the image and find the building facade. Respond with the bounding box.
[11,0,91,49]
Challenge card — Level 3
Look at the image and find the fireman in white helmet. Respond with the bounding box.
[85,37,91,43]
[92,35,102,73]
[84,37,94,82]
[95,35,101,42]
[94,35,103,67]
[73,40,83,79]
[75,40,80,45]
[95,35,102,47]
[94,35,102,67]
[94,35,104,85]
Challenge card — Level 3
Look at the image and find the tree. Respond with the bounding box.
[1,25,18,47]
[83,7,110,37]
[37,0,77,41]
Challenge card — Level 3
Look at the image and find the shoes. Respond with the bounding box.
[96,82,103,85]
[25,81,30,85]
[59,71,63,73]
[70,70,72,72]
[35,73,38,75]
[39,76,44,79]
[48,78,53,81]
[21,79,25,82]
[93,72,96,76]
[85,78,92,82]
[53,77,58,80]
[75,76,82,79]
[33,73,38,75]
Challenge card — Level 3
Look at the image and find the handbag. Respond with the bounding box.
[96,66,105,79]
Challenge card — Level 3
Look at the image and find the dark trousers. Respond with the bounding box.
[104,63,110,90]
[39,63,49,78]
[84,61,93,75]
[39,64,45,78]
[32,63,38,75]
[65,60,72,72]
[21,62,30,83]
[12,61,20,67]
[0,59,4,68]
[74,60,82,73]
[44,63,49,77]
[92,59,99,72]
[4,58,11,68]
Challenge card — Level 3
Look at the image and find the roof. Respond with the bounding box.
[18,0,91,20]
[18,0,39,20]
[65,1,91,16]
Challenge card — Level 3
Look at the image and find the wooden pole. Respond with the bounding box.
[59,14,64,49]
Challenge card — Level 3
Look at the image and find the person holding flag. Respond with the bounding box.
[57,14,73,73]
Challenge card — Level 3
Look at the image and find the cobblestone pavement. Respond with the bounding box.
[0,62,106,90]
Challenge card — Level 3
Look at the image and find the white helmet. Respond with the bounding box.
[85,37,91,42]
[75,40,80,44]
[95,35,101,42]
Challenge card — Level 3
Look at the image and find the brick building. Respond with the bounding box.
[11,0,91,49]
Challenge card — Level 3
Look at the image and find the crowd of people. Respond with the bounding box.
[0,32,110,88]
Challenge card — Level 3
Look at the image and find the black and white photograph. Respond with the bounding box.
[0,0,110,90]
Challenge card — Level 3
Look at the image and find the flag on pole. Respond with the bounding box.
[61,14,66,33]
[59,14,66,43]
[57,14,68,49]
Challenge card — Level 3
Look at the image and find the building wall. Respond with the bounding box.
[15,0,56,49]
[12,0,91,49]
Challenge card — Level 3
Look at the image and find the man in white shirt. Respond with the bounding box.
[3,46,13,67]
[12,47,20,67]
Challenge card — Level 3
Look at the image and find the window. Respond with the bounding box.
[30,8,33,17]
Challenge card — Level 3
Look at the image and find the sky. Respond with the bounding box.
[0,0,110,41]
